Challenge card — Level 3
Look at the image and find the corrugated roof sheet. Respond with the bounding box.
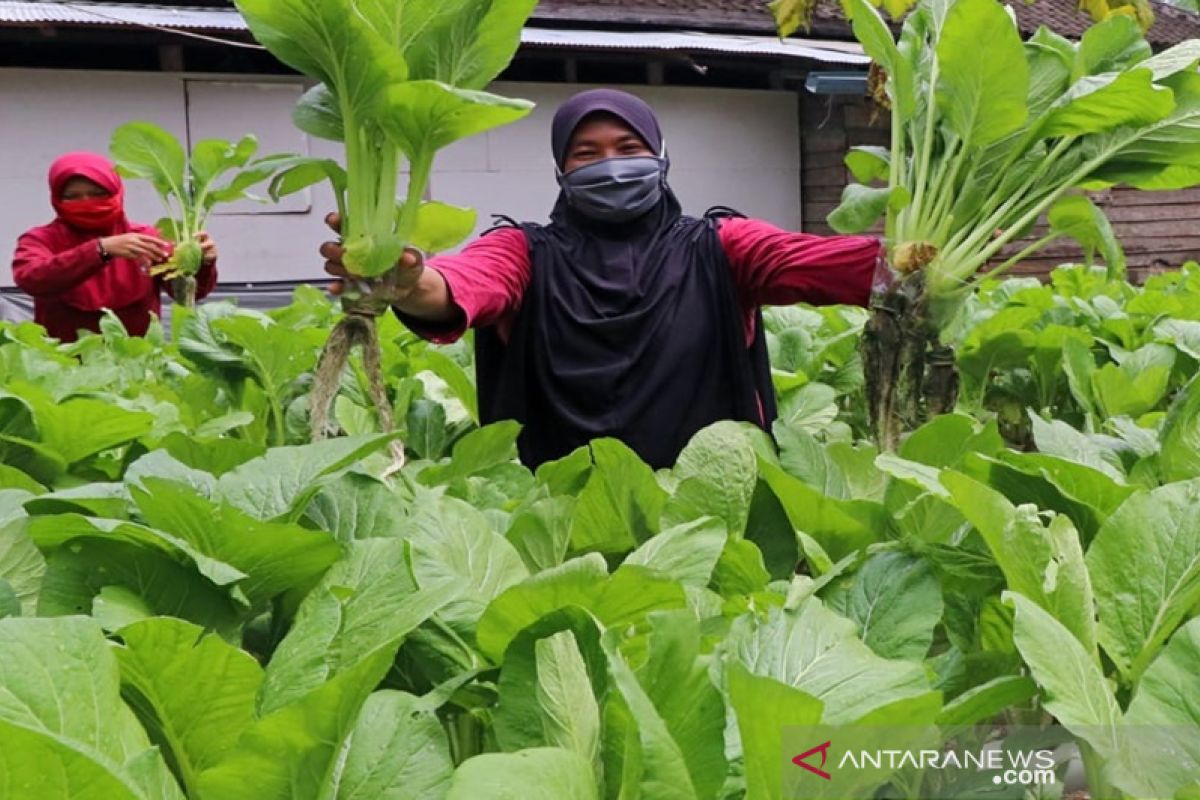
[0,0,245,29]
[521,28,868,63]
[534,0,1200,46]
[8,0,1198,47]
[0,1,867,63]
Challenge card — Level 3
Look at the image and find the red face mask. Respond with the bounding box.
[56,196,124,232]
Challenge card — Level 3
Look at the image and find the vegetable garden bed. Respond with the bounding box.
[2,0,1200,797]
[2,262,1199,798]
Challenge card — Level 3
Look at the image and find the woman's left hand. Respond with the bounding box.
[197,231,217,265]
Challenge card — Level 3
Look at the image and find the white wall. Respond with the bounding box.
[0,69,800,287]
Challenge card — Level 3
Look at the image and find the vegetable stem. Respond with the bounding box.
[396,150,434,247]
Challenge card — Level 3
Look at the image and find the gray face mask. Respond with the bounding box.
[557,155,666,223]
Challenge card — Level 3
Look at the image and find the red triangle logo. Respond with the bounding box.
[793,740,832,780]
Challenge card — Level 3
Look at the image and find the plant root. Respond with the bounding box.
[171,275,197,309]
[309,309,406,469]
[862,270,960,450]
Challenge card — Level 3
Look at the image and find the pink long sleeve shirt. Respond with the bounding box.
[414,217,880,344]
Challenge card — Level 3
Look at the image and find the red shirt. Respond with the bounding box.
[12,223,218,342]
[417,216,880,344]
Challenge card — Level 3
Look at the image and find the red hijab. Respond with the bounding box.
[46,152,151,312]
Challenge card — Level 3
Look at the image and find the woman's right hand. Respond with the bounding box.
[319,212,425,309]
[100,233,169,264]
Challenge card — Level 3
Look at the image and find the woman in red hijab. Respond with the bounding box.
[11,152,218,342]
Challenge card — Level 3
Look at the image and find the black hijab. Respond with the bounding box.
[476,89,776,470]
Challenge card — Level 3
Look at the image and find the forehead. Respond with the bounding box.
[568,112,644,144]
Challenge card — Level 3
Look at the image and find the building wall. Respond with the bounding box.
[0,69,801,288]
[799,92,1200,281]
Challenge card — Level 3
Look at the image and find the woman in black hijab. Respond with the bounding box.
[321,89,885,469]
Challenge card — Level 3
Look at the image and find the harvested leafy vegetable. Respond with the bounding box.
[235,0,536,451]
[109,122,279,310]
[832,0,1200,448]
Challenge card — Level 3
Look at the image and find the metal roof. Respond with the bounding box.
[0,1,867,64]
[521,28,867,64]
[0,0,245,29]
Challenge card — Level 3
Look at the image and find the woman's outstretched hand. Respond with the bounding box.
[319,212,426,314]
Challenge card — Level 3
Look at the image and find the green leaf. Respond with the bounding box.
[727,663,822,800]
[1029,414,1125,480]
[942,471,1098,657]
[1086,480,1200,684]
[418,420,520,485]
[1006,592,1122,757]
[0,518,43,617]
[625,517,727,588]
[190,135,256,195]
[774,423,849,498]
[1048,194,1126,277]
[760,458,887,561]
[827,184,903,234]
[600,628,702,800]
[37,539,242,637]
[963,450,1135,543]
[569,438,666,554]
[407,200,478,253]
[505,495,574,573]
[447,748,598,800]
[160,432,264,478]
[1075,14,1149,79]
[0,463,45,494]
[395,0,538,89]
[22,483,128,519]
[266,154,347,199]
[303,471,406,542]
[724,599,931,724]
[131,478,342,607]
[195,644,396,800]
[25,513,246,591]
[0,616,184,800]
[1040,68,1173,138]
[403,494,530,638]
[31,395,154,465]
[935,0,1029,148]
[662,421,758,537]
[936,675,1037,728]
[825,551,943,661]
[1160,374,1200,482]
[377,81,533,166]
[406,399,448,460]
[1092,343,1175,418]
[476,555,686,663]
[258,538,460,714]
[533,630,602,765]
[291,84,344,141]
[336,690,455,800]
[216,433,398,521]
[844,145,890,183]
[628,612,728,800]
[493,608,606,755]
[712,537,772,596]
[235,0,406,123]
[211,315,318,426]
[1113,617,1200,799]
[93,585,153,630]
[114,617,262,794]
[110,121,187,201]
